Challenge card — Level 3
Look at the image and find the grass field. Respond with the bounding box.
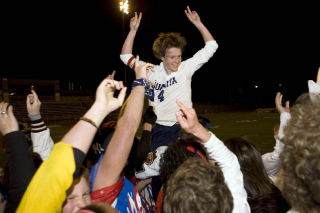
[0,108,280,166]
[200,111,279,154]
[47,109,280,154]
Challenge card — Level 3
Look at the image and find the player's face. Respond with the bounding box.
[161,47,182,74]
[63,176,91,213]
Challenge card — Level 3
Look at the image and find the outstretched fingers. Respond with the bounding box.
[138,12,142,22]
[185,6,192,14]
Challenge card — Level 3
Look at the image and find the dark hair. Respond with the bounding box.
[152,32,187,60]
[163,157,233,213]
[31,152,43,169]
[248,188,290,213]
[281,93,320,212]
[159,139,206,190]
[224,137,290,212]
[224,137,274,197]
[85,123,116,169]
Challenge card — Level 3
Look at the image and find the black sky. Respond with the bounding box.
[3,0,320,104]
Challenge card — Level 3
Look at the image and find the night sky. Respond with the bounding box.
[3,0,320,105]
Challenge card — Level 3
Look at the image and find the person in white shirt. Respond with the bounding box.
[120,6,218,151]
[162,100,251,213]
[263,67,320,185]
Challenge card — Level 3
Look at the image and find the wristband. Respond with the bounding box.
[80,117,98,129]
[132,78,154,101]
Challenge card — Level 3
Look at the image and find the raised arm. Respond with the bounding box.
[176,100,250,213]
[0,102,35,213]
[93,57,154,190]
[121,12,142,55]
[17,78,127,213]
[62,79,127,154]
[262,92,290,177]
[185,6,214,42]
[26,89,54,160]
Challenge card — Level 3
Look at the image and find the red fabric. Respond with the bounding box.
[127,56,135,70]
[101,121,117,128]
[91,176,124,204]
[186,145,208,162]
[129,175,137,185]
[155,187,164,213]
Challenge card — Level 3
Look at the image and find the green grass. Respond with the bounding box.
[200,111,279,154]
[0,109,280,166]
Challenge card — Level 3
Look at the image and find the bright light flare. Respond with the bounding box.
[120,0,129,14]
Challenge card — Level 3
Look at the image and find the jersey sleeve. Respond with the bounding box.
[202,132,251,213]
[17,142,77,213]
[183,40,218,77]
[120,54,145,70]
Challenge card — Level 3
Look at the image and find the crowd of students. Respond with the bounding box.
[0,5,320,213]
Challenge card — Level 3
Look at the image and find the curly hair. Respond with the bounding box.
[159,139,206,190]
[280,93,320,213]
[163,157,233,213]
[152,32,187,60]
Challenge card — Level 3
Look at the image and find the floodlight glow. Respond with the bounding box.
[120,0,129,14]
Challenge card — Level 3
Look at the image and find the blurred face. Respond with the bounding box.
[161,47,182,74]
[63,176,92,213]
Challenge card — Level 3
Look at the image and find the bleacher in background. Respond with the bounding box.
[9,97,120,125]
[0,78,121,125]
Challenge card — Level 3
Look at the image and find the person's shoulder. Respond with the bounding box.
[154,64,162,71]
[149,64,164,75]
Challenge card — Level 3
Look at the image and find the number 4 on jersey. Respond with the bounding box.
[158,90,164,102]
